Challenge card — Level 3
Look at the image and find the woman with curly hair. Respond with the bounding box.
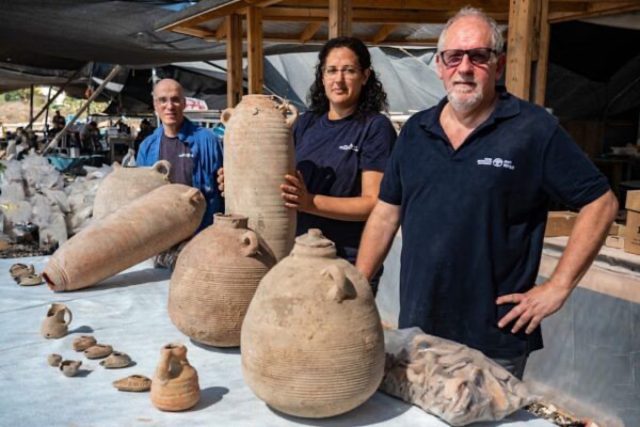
[281,36,397,293]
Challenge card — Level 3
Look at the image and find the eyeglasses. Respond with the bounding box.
[154,96,183,106]
[439,48,497,67]
[322,66,361,79]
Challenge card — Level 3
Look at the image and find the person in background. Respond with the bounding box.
[52,110,65,135]
[80,121,100,154]
[137,78,224,268]
[133,118,154,154]
[218,36,396,294]
[355,7,618,379]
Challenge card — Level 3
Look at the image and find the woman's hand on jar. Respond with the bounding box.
[281,171,314,212]
[216,167,225,197]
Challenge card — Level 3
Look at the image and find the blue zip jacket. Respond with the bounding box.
[136,118,224,231]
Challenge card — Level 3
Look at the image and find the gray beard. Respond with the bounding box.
[447,91,483,114]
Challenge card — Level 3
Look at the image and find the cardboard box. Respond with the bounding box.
[605,235,624,249]
[545,211,577,237]
[624,190,640,254]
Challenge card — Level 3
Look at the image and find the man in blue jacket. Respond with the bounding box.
[137,78,224,267]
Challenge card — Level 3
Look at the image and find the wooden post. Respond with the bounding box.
[226,14,244,106]
[329,0,352,38]
[506,0,537,101]
[533,0,550,106]
[247,6,263,94]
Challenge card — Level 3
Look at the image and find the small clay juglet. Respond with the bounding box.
[40,303,72,339]
[59,360,82,377]
[47,353,62,367]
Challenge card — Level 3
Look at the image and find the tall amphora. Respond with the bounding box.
[169,213,276,347]
[241,229,385,418]
[221,95,298,260]
[43,184,205,291]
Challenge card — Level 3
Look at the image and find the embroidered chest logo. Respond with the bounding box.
[477,157,515,170]
[338,143,359,152]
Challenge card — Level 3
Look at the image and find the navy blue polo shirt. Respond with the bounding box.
[379,90,610,358]
[294,111,396,262]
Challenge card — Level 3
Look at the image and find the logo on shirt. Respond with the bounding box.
[338,143,359,152]
[477,157,515,170]
[178,153,194,158]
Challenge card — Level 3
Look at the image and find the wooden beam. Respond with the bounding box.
[159,0,249,31]
[280,0,510,11]
[226,14,244,107]
[247,6,264,94]
[329,0,352,38]
[262,7,509,24]
[171,25,217,39]
[264,32,438,46]
[549,2,640,22]
[299,22,322,43]
[372,24,398,44]
[534,0,550,106]
[215,20,227,41]
[506,0,538,101]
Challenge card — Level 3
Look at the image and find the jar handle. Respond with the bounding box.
[240,230,259,257]
[284,103,299,128]
[182,188,205,206]
[220,108,234,125]
[62,307,73,326]
[152,160,171,178]
[322,265,356,303]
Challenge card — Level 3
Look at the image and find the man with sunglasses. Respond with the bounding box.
[137,79,224,267]
[356,7,617,378]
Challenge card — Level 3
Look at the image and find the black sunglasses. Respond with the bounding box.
[439,48,497,67]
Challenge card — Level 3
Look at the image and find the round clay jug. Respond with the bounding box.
[169,213,276,347]
[241,229,385,418]
[221,94,298,261]
[151,343,200,411]
[44,184,205,291]
[40,303,72,339]
[93,160,170,220]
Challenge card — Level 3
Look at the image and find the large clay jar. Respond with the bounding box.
[169,213,276,347]
[151,343,200,411]
[221,95,298,261]
[241,229,385,418]
[43,184,205,291]
[93,160,170,219]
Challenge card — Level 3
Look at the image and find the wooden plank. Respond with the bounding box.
[263,7,509,23]
[299,22,323,43]
[247,6,264,94]
[159,0,249,31]
[215,20,227,40]
[549,2,640,22]
[280,0,510,11]
[372,24,398,44]
[226,14,244,107]
[171,25,218,39]
[329,0,352,38]
[505,0,537,101]
[265,32,439,46]
[533,0,550,106]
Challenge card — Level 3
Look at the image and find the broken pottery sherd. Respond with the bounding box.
[100,351,132,369]
[47,353,63,367]
[59,360,82,377]
[10,263,34,282]
[113,375,152,392]
[72,335,97,351]
[40,303,72,339]
[84,344,113,359]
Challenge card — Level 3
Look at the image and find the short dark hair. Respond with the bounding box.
[308,36,388,115]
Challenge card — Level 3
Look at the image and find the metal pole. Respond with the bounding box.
[41,65,123,155]
[43,86,52,141]
[29,85,34,124]
[26,68,82,130]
